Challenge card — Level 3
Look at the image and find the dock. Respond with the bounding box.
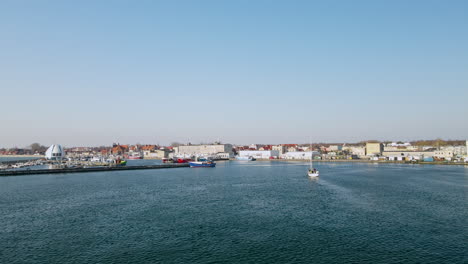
[0,164,189,177]
[0,158,42,165]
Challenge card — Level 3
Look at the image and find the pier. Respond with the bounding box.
[0,158,42,165]
[0,164,189,177]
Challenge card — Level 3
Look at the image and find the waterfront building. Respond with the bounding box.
[327,145,342,151]
[343,146,366,157]
[45,144,65,160]
[282,144,298,152]
[383,151,436,160]
[249,144,264,150]
[238,150,279,159]
[111,144,129,155]
[281,151,320,160]
[366,142,383,156]
[439,145,467,156]
[433,150,454,159]
[258,145,273,151]
[272,145,286,155]
[176,144,234,158]
[143,149,170,159]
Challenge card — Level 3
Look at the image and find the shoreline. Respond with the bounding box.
[246,159,468,166]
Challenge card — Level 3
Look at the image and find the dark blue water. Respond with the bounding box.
[1,161,466,263]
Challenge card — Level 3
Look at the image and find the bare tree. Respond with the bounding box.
[30,143,47,153]
[170,142,182,147]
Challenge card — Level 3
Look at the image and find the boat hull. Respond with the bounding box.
[189,162,216,168]
[127,156,142,160]
[235,156,256,161]
[308,172,319,177]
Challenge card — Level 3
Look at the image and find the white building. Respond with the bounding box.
[281,151,320,160]
[433,150,453,159]
[272,145,286,155]
[383,151,435,160]
[238,150,279,159]
[440,145,466,156]
[143,149,170,159]
[389,142,411,147]
[343,146,366,157]
[176,144,234,158]
[45,144,65,160]
[328,145,342,151]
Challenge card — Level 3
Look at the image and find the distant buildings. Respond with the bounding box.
[272,145,286,155]
[366,142,384,156]
[281,151,320,160]
[1,138,466,162]
[343,146,366,157]
[383,151,435,161]
[176,144,234,158]
[111,144,129,155]
[238,150,279,159]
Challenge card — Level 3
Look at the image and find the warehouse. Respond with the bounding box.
[238,150,279,159]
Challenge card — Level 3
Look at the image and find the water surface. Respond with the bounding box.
[1,161,466,263]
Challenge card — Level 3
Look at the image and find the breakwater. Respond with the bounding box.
[0,164,189,177]
[0,158,42,165]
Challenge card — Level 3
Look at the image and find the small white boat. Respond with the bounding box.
[307,142,319,178]
[90,156,102,162]
[308,169,319,177]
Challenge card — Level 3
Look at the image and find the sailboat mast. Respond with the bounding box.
[310,142,313,169]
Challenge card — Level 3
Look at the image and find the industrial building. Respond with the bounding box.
[366,142,384,156]
[383,151,436,161]
[143,149,170,159]
[176,144,234,158]
[238,150,279,159]
[281,151,320,160]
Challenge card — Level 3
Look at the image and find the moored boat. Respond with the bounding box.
[189,157,216,168]
[189,161,216,168]
[235,156,256,161]
[127,152,143,159]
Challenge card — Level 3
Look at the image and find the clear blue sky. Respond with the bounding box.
[1,0,467,147]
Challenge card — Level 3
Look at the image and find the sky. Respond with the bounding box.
[0,0,467,147]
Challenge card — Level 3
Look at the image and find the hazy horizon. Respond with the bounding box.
[1,0,467,148]
[2,138,467,150]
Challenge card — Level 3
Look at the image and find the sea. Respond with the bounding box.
[1,159,466,263]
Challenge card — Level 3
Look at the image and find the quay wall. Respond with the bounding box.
[0,164,189,177]
[0,158,43,165]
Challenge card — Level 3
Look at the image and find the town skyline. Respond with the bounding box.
[1,138,466,150]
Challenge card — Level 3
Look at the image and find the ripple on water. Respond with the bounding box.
[0,162,467,264]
